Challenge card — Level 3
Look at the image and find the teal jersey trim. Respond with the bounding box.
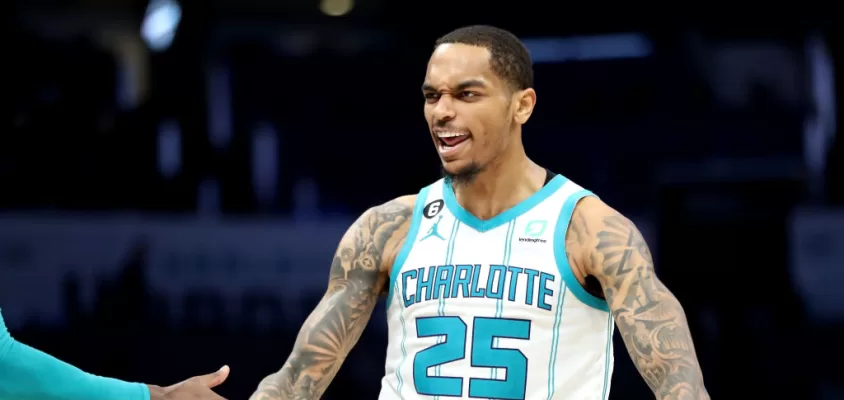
[553,190,610,312]
[386,187,431,309]
[392,280,410,395]
[600,313,614,399]
[442,175,568,232]
[546,283,568,399]
[433,217,461,399]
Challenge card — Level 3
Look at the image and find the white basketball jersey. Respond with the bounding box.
[378,175,615,400]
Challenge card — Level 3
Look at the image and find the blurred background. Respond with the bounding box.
[0,0,842,399]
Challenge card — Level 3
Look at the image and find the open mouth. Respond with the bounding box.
[436,132,470,147]
[438,133,470,147]
[435,132,471,158]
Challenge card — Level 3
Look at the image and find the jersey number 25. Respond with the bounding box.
[413,316,531,399]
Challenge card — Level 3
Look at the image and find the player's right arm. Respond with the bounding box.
[249,196,415,400]
[0,308,229,400]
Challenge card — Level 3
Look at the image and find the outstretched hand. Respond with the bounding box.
[148,365,230,400]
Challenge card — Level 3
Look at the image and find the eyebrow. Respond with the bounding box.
[421,79,488,92]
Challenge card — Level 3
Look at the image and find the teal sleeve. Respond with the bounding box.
[0,309,150,400]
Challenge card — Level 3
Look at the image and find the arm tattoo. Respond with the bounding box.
[249,200,413,400]
[586,212,709,400]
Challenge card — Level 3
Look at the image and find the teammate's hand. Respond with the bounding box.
[147,365,230,400]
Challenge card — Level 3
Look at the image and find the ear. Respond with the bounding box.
[512,88,536,125]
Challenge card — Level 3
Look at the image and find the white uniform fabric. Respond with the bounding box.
[378,175,615,400]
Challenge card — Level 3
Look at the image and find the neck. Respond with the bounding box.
[451,143,547,220]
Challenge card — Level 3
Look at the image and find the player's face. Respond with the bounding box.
[422,44,519,180]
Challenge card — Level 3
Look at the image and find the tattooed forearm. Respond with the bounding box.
[578,207,709,400]
[249,199,413,400]
[250,373,282,400]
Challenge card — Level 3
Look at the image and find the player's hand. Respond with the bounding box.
[147,365,230,400]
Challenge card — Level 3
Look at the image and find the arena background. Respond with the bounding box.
[1,1,843,398]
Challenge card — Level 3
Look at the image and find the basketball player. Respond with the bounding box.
[0,308,229,399]
[249,25,709,400]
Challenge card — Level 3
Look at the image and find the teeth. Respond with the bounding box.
[437,132,466,138]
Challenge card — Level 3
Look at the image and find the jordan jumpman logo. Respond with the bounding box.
[420,215,446,241]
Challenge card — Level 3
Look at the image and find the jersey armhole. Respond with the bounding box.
[385,186,431,309]
[553,190,611,312]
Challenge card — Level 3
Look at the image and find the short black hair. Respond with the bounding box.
[434,25,533,91]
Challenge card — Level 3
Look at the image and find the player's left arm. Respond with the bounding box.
[568,197,710,400]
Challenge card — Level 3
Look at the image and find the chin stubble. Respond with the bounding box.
[441,163,484,187]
